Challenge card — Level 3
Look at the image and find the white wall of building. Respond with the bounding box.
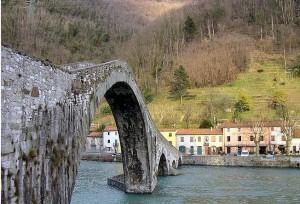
[86,136,102,152]
[103,130,121,153]
[291,138,300,153]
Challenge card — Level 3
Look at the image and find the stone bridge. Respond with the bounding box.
[1,47,180,204]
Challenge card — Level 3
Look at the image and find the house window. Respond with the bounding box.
[271,127,274,131]
[205,136,209,143]
[108,132,110,135]
[190,137,194,142]
[227,128,230,132]
[282,136,286,141]
[238,128,241,132]
[219,136,222,142]
[169,133,172,137]
[238,136,241,141]
[115,131,118,135]
[250,136,254,141]
[169,141,172,145]
[107,139,110,143]
[198,136,201,142]
[259,136,264,141]
[190,146,194,154]
[271,136,275,141]
[211,136,216,142]
[180,137,184,142]
[227,147,231,154]
[227,136,230,142]
[179,146,186,153]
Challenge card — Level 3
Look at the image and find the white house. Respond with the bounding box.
[103,126,121,153]
[86,132,103,152]
[291,129,300,154]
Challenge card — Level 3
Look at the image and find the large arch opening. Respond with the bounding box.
[103,82,150,191]
[157,154,168,176]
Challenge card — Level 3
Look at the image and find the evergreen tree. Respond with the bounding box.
[233,94,250,120]
[234,95,250,113]
[184,16,196,42]
[169,65,190,104]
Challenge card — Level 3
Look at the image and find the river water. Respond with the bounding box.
[71,161,300,204]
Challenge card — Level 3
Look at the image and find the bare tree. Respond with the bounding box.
[280,106,295,155]
[250,120,264,156]
[183,105,192,128]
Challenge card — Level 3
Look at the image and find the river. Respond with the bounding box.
[71,161,300,204]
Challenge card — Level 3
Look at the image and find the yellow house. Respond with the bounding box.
[160,129,177,148]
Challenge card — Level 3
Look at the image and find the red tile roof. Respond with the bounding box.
[160,129,177,132]
[176,128,222,135]
[220,121,282,128]
[104,125,118,132]
[88,132,102,137]
[294,129,300,138]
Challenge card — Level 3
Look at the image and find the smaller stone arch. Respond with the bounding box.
[157,154,168,176]
[172,160,176,168]
[178,157,182,166]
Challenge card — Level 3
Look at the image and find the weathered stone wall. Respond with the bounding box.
[1,47,179,204]
[2,47,77,204]
[182,155,300,168]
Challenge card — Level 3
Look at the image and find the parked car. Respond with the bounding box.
[240,150,249,157]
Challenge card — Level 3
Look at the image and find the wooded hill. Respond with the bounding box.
[2,0,300,89]
[2,0,300,127]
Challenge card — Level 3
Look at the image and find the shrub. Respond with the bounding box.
[257,69,264,73]
[199,119,213,128]
[97,124,106,132]
[271,91,287,110]
[289,54,300,77]
[142,87,154,104]
[100,104,112,115]
[234,95,250,113]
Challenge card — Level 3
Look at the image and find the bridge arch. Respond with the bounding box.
[157,153,168,176]
[103,81,150,192]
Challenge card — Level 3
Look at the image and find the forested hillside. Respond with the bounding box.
[2,0,300,127]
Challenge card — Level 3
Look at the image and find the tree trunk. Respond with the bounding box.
[211,20,215,38]
[255,142,260,156]
[271,15,275,39]
[286,133,292,155]
[155,66,158,95]
[207,19,211,40]
[283,45,287,71]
